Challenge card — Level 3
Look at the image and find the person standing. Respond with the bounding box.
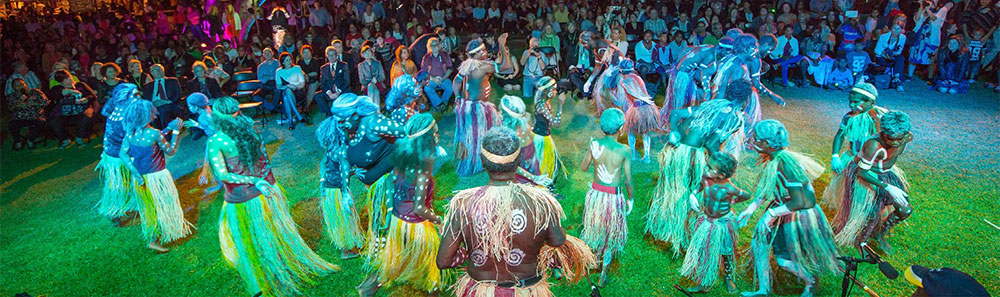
[579,108,634,287]
[452,36,514,176]
[207,97,339,296]
[119,100,193,253]
[437,126,597,296]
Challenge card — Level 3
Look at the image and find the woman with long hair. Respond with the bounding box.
[530,76,567,188]
[119,100,192,253]
[208,97,338,296]
[359,113,445,297]
[389,45,418,86]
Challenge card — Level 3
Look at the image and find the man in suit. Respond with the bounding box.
[314,45,351,117]
[143,64,184,129]
[184,61,224,100]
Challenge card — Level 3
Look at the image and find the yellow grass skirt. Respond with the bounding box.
[219,185,339,297]
[134,170,192,244]
[364,215,443,293]
[320,187,365,250]
[96,153,136,218]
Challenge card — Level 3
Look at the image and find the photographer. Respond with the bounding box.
[520,37,547,98]
[875,21,907,91]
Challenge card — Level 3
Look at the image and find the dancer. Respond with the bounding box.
[358,113,444,296]
[438,127,596,296]
[119,100,192,253]
[579,108,634,287]
[660,36,733,126]
[646,80,751,255]
[581,31,627,113]
[531,76,567,186]
[452,34,514,176]
[208,97,338,297]
[499,95,553,186]
[737,119,839,297]
[827,83,887,175]
[828,111,913,252]
[315,112,365,260]
[336,94,406,186]
[614,60,660,163]
[96,83,139,224]
[712,34,786,138]
[385,74,422,125]
[680,152,750,293]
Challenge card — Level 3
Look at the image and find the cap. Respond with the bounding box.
[905,265,989,297]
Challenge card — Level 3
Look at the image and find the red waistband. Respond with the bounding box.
[591,182,620,194]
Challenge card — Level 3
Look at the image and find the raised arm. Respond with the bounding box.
[495,33,514,73]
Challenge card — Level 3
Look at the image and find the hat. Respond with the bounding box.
[905,265,989,296]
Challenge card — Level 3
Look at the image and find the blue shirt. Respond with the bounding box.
[473,7,486,19]
[580,20,595,32]
[257,59,280,82]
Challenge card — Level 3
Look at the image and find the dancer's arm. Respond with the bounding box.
[494,33,514,74]
[749,59,786,106]
[436,213,465,269]
[119,136,144,185]
[623,148,634,215]
[206,136,267,185]
[830,115,849,173]
[579,141,593,172]
[413,169,442,224]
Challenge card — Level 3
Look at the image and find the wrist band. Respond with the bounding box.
[767,208,776,217]
[832,154,839,159]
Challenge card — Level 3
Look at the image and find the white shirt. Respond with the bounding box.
[772,35,800,59]
[875,32,906,58]
[275,65,305,90]
[634,41,655,63]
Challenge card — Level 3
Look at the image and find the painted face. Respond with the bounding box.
[752,138,775,154]
[848,92,874,113]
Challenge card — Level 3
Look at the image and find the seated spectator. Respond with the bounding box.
[358,45,387,103]
[634,31,656,69]
[184,61,224,100]
[653,32,672,84]
[568,36,594,96]
[934,36,971,94]
[845,42,871,83]
[421,38,454,109]
[49,70,97,148]
[539,24,561,74]
[6,78,49,151]
[142,64,183,129]
[203,56,231,86]
[390,45,418,86]
[126,59,152,87]
[314,45,351,117]
[838,14,864,54]
[827,58,855,90]
[771,26,808,87]
[874,21,907,91]
[299,45,322,114]
[256,47,280,101]
[276,52,307,129]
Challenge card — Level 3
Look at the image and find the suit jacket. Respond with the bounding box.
[319,61,351,94]
[142,77,182,106]
[183,77,223,99]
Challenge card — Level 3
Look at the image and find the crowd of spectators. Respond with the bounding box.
[3,0,999,150]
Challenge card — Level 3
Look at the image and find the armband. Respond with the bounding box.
[857,158,873,170]
[832,154,839,160]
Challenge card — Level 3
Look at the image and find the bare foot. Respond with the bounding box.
[116,212,138,227]
[148,242,169,254]
[356,275,380,297]
[340,249,360,260]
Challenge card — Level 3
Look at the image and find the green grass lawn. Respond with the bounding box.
[2,78,998,296]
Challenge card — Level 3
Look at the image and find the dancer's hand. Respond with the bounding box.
[885,185,910,207]
[737,210,752,228]
[255,179,276,198]
[626,199,634,216]
[583,80,592,91]
[774,95,786,107]
[498,33,509,46]
[354,168,367,181]
[183,119,199,129]
[830,156,845,174]
[135,175,146,186]
[436,145,448,158]
[668,131,681,146]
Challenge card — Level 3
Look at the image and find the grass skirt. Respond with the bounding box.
[646,143,707,255]
[95,153,136,218]
[455,99,502,176]
[581,184,628,256]
[748,207,840,290]
[623,102,661,136]
[452,273,552,297]
[660,70,698,127]
[219,185,338,297]
[320,187,365,250]
[591,65,621,114]
[680,213,736,287]
[134,170,192,244]
[364,174,444,292]
[531,134,561,180]
[520,144,541,176]
[828,161,909,247]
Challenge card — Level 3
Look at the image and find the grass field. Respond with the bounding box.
[2,77,998,297]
